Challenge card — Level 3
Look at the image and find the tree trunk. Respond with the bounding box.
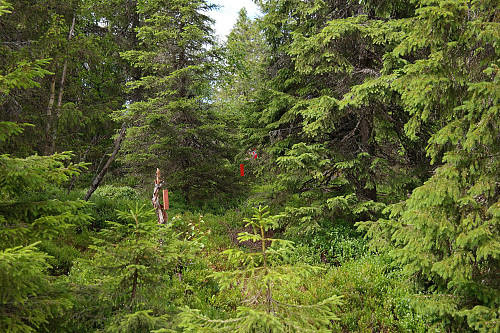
[130,268,138,311]
[45,71,57,155]
[45,15,76,155]
[84,123,127,201]
[46,73,57,116]
[152,168,168,224]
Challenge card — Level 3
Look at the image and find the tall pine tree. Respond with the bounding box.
[119,0,243,204]
[351,0,500,330]
[242,0,421,234]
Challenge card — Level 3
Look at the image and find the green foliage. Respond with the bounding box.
[0,121,30,144]
[118,0,244,205]
[1,0,499,331]
[0,150,90,247]
[84,185,145,230]
[68,203,199,332]
[0,140,89,330]
[39,238,83,276]
[0,243,71,333]
[0,0,11,16]
[169,213,211,247]
[94,184,140,200]
[215,8,268,122]
[291,222,367,264]
[107,310,171,333]
[78,204,189,308]
[319,256,427,332]
[354,0,500,331]
[0,59,52,95]
[240,0,425,246]
[178,206,343,332]
[0,0,126,167]
[0,27,95,330]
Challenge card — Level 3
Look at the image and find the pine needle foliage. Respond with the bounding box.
[106,310,171,333]
[351,0,500,330]
[243,0,426,235]
[0,18,90,330]
[0,243,71,333]
[70,203,200,333]
[0,147,90,247]
[118,0,243,204]
[247,0,499,329]
[76,203,193,313]
[177,206,343,332]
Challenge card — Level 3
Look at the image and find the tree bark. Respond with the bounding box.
[152,168,168,224]
[45,15,76,155]
[45,71,57,155]
[130,268,138,311]
[84,123,127,201]
[46,73,57,116]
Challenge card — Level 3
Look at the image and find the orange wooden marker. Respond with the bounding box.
[163,189,169,210]
[240,164,244,176]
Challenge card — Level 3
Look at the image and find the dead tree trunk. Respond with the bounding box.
[152,168,168,224]
[84,123,127,201]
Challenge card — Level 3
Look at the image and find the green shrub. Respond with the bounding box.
[290,221,367,265]
[178,206,343,332]
[39,240,81,276]
[93,185,139,200]
[85,185,147,230]
[304,255,428,332]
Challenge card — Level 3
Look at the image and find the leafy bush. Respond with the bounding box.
[93,185,139,200]
[305,255,427,332]
[169,213,211,247]
[38,240,82,276]
[290,221,367,265]
[85,185,147,230]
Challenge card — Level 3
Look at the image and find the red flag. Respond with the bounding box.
[240,164,244,176]
[251,148,258,159]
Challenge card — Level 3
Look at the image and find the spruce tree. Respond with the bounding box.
[216,8,268,117]
[119,0,243,204]
[0,119,87,333]
[0,5,90,328]
[349,0,500,330]
[70,203,195,331]
[241,0,418,234]
[177,206,342,332]
[247,1,499,329]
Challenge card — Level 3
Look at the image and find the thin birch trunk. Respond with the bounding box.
[45,15,76,155]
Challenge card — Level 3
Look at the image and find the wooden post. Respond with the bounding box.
[152,168,168,224]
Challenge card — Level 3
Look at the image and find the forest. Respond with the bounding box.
[0,0,499,332]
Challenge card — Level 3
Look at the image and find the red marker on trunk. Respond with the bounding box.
[162,189,169,210]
